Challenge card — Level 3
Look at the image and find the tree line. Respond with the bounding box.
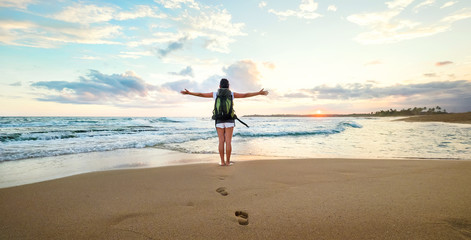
[372,106,447,116]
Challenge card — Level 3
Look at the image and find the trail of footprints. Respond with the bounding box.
[217,177,249,226]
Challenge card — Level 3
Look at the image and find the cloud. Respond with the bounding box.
[162,79,196,92]
[154,0,199,10]
[364,60,382,66]
[9,81,22,86]
[413,0,435,12]
[310,81,471,112]
[347,3,469,44]
[222,60,263,92]
[0,20,122,48]
[0,0,35,9]
[385,0,415,9]
[283,92,311,98]
[52,3,165,24]
[268,0,322,21]
[126,32,185,48]
[401,95,471,112]
[441,1,457,9]
[1,1,244,55]
[262,62,276,69]
[178,8,246,53]
[118,51,153,59]
[299,0,318,12]
[56,25,122,44]
[75,55,101,60]
[162,60,263,93]
[0,20,42,47]
[32,70,159,105]
[169,66,194,77]
[347,11,400,27]
[115,5,167,20]
[424,73,437,77]
[435,61,453,66]
[441,8,471,23]
[304,80,471,100]
[129,5,246,54]
[0,3,168,49]
[259,1,267,8]
[327,5,337,12]
[157,37,187,57]
[52,4,115,24]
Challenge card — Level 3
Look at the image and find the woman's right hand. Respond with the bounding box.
[259,88,269,96]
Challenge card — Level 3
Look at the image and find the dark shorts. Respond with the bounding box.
[215,119,235,124]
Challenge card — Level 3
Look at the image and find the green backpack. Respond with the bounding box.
[212,89,249,127]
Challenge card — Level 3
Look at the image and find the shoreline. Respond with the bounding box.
[1,158,471,239]
[2,147,469,189]
[0,148,289,189]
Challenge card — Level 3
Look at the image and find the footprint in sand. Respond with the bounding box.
[235,211,249,225]
[216,187,228,196]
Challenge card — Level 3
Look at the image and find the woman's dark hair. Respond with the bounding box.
[219,78,229,88]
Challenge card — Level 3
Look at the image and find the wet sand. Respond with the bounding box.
[396,112,471,124]
[1,158,471,239]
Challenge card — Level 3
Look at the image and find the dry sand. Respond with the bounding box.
[396,112,471,124]
[1,158,471,239]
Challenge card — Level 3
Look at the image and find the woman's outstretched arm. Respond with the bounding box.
[180,89,213,98]
[234,89,269,98]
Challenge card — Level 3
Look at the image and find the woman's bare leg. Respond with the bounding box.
[224,127,234,165]
[216,127,226,165]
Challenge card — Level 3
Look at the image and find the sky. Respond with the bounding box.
[1,0,470,117]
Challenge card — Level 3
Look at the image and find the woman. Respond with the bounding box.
[180,78,269,166]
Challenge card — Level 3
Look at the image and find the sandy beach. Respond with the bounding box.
[396,112,471,124]
[1,158,470,239]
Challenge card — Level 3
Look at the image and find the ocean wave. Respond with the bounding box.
[0,127,172,143]
[0,118,363,161]
[0,117,184,129]
[234,130,336,137]
[234,121,362,138]
[0,130,217,161]
[0,139,160,162]
[154,117,183,123]
[339,121,362,129]
[0,133,78,142]
[66,120,99,124]
[119,117,182,127]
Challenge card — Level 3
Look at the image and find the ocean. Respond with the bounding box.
[1,116,470,187]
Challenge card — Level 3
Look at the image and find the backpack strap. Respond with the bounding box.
[235,116,249,128]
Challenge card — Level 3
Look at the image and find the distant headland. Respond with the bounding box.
[244,106,471,124]
[245,106,448,118]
